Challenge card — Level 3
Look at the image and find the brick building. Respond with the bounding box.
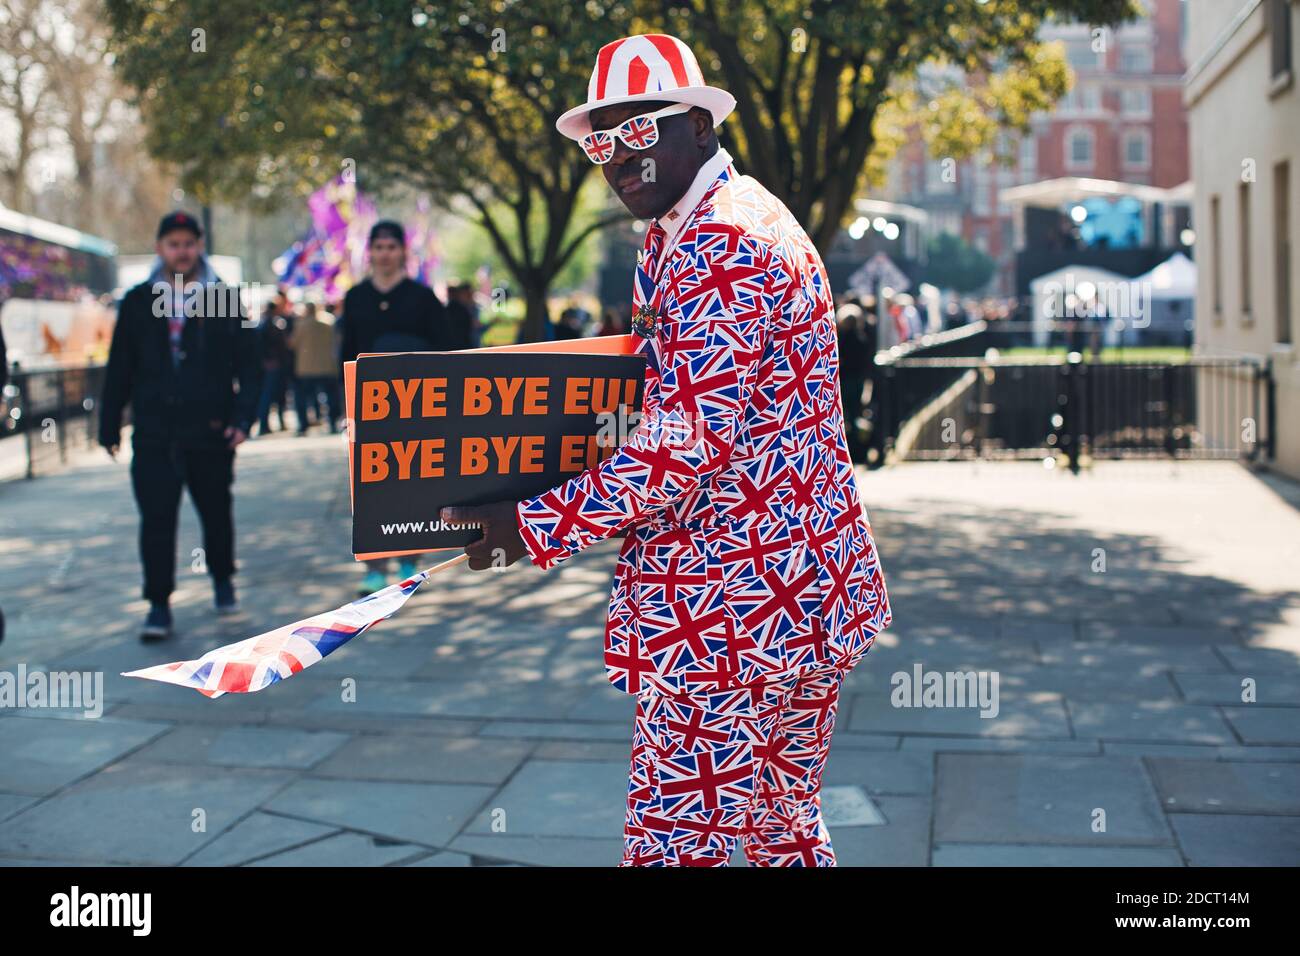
[887,0,1190,295]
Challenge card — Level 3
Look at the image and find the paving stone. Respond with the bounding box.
[1221,706,1300,745]
[249,832,425,866]
[0,793,38,824]
[821,785,886,826]
[565,686,637,721]
[533,740,632,762]
[824,748,933,796]
[110,702,485,738]
[1168,813,1300,866]
[1173,672,1300,705]
[1213,644,1300,675]
[819,732,901,750]
[449,834,618,867]
[1067,700,1235,744]
[263,778,492,848]
[0,715,170,796]
[478,720,629,741]
[847,688,1070,738]
[901,736,1100,754]
[406,850,473,867]
[306,678,585,720]
[934,753,1171,846]
[1146,759,1300,814]
[0,761,291,864]
[1079,621,1235,645]
[826,796,932,866]
[134,725,350,769]
[313,734,529,784]
[1038,642,1226,674]
[184,813,338,866]
[463,759,626,839]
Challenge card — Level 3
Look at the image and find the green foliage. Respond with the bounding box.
[106,0,1141,339]
[106,0,635,338]
[651,0,1141,249]
[921,231,997,293]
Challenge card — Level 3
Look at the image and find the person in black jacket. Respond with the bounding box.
[99,211,261,640]
[444,280,480,350]
[338,220,450,595]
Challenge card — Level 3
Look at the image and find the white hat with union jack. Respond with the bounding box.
[556,34,736,141]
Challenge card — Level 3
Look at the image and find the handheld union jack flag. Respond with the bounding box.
[122,554,468,697]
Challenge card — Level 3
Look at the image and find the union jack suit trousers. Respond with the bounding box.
[516,157,892,865]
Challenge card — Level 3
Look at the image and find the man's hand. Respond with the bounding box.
[103,443,119,460]
[440,501,528,570]
[224,426,247,449]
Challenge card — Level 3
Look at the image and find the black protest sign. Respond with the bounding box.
[347,349,646,557]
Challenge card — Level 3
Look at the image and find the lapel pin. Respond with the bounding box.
[631,304,660,339]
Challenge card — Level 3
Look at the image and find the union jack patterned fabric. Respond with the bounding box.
[516,157,893,699]
[623,662,846,866]
[121,574,428,697]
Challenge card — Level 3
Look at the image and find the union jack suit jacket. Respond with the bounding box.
[516,158,891,697]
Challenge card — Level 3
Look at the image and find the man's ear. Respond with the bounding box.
[691,107,713,144]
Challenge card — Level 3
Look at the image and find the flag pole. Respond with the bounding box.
[418,552,471,576]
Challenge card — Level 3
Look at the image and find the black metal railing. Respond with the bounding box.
[874,354,1273,470]
[1,364,108,479]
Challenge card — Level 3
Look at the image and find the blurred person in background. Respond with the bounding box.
[254,291,294,436]
[836,302,869,461]
[289,299,340,434]
[338,219,450,594]
[598,306,628,336]
[98,211,260,640]
[445,280,480,350]
[552,305,586,340]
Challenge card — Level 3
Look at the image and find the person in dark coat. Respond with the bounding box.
[99,211,261,640]
[337,220,451,594]
[444,281,480,350]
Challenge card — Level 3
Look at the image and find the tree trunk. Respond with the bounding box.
[516,283,552,344]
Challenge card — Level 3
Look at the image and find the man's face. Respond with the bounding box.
[369,237,406,275]
[155,231,202,278]
[588,101,712,220]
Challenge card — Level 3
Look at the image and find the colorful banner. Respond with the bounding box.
[275,176,441,301]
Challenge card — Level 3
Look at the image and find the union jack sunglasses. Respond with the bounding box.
[579,103,693,164]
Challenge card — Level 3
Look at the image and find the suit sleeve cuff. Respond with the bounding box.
[516,499,571,570]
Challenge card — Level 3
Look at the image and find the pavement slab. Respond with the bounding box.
[2,441,1296,866]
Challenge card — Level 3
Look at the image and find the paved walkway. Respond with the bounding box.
[1,434,1298,866]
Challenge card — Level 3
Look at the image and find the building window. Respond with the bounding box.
[1019,135,1038,183]
[1240,182,1252,319]
[1065,126,1094,171]
[1122,130,1151,169]
[973,154,993,216]
[1211,195,1222,317]
[1064,37,1103,72]
[925,158,957,195]
[1119,44,1154,73]
[1271,0,1293,83]
[1276,161,1293,345]
[1120,87,1152,117]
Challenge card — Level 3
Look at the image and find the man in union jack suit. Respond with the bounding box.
[444,32,891,866]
